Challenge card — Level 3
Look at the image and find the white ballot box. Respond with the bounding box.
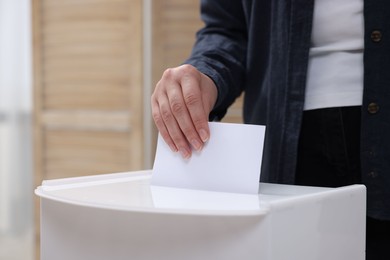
[35,170,366,260]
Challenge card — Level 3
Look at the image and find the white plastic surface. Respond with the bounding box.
[36,170,366,260]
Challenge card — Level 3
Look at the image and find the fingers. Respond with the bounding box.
[151,94,179,153]
[167,80,204,152]
[151,65,216,158]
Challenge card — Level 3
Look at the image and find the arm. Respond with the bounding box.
[186,0,248,120]
[151,0,248,158]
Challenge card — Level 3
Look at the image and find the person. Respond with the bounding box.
[151,1,390,259]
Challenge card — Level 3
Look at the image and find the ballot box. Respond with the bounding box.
[35,170,366,260]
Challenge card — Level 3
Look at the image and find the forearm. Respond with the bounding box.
[185,0,248,120]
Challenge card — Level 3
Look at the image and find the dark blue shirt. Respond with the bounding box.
[185,0,390,220]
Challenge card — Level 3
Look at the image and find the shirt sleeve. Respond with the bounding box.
[184,0,248,120]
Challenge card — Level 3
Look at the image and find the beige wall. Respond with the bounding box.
[33,0,144,181]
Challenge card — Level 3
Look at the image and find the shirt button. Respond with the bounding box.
[367,102,379,114]
[371,30,382,42]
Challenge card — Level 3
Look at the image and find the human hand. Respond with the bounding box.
[151,64,218,159]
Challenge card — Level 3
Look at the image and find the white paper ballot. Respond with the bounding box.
[151,122,266,194]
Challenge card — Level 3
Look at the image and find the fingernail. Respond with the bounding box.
[179,148,190,159]
[199,129,209,142]
[191,139,202,151]
[169,144,178,152]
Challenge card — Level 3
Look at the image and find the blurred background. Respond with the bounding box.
[0,0,34,259]
[0,0,242,259]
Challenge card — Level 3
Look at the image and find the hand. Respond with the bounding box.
[151,64,218,158]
